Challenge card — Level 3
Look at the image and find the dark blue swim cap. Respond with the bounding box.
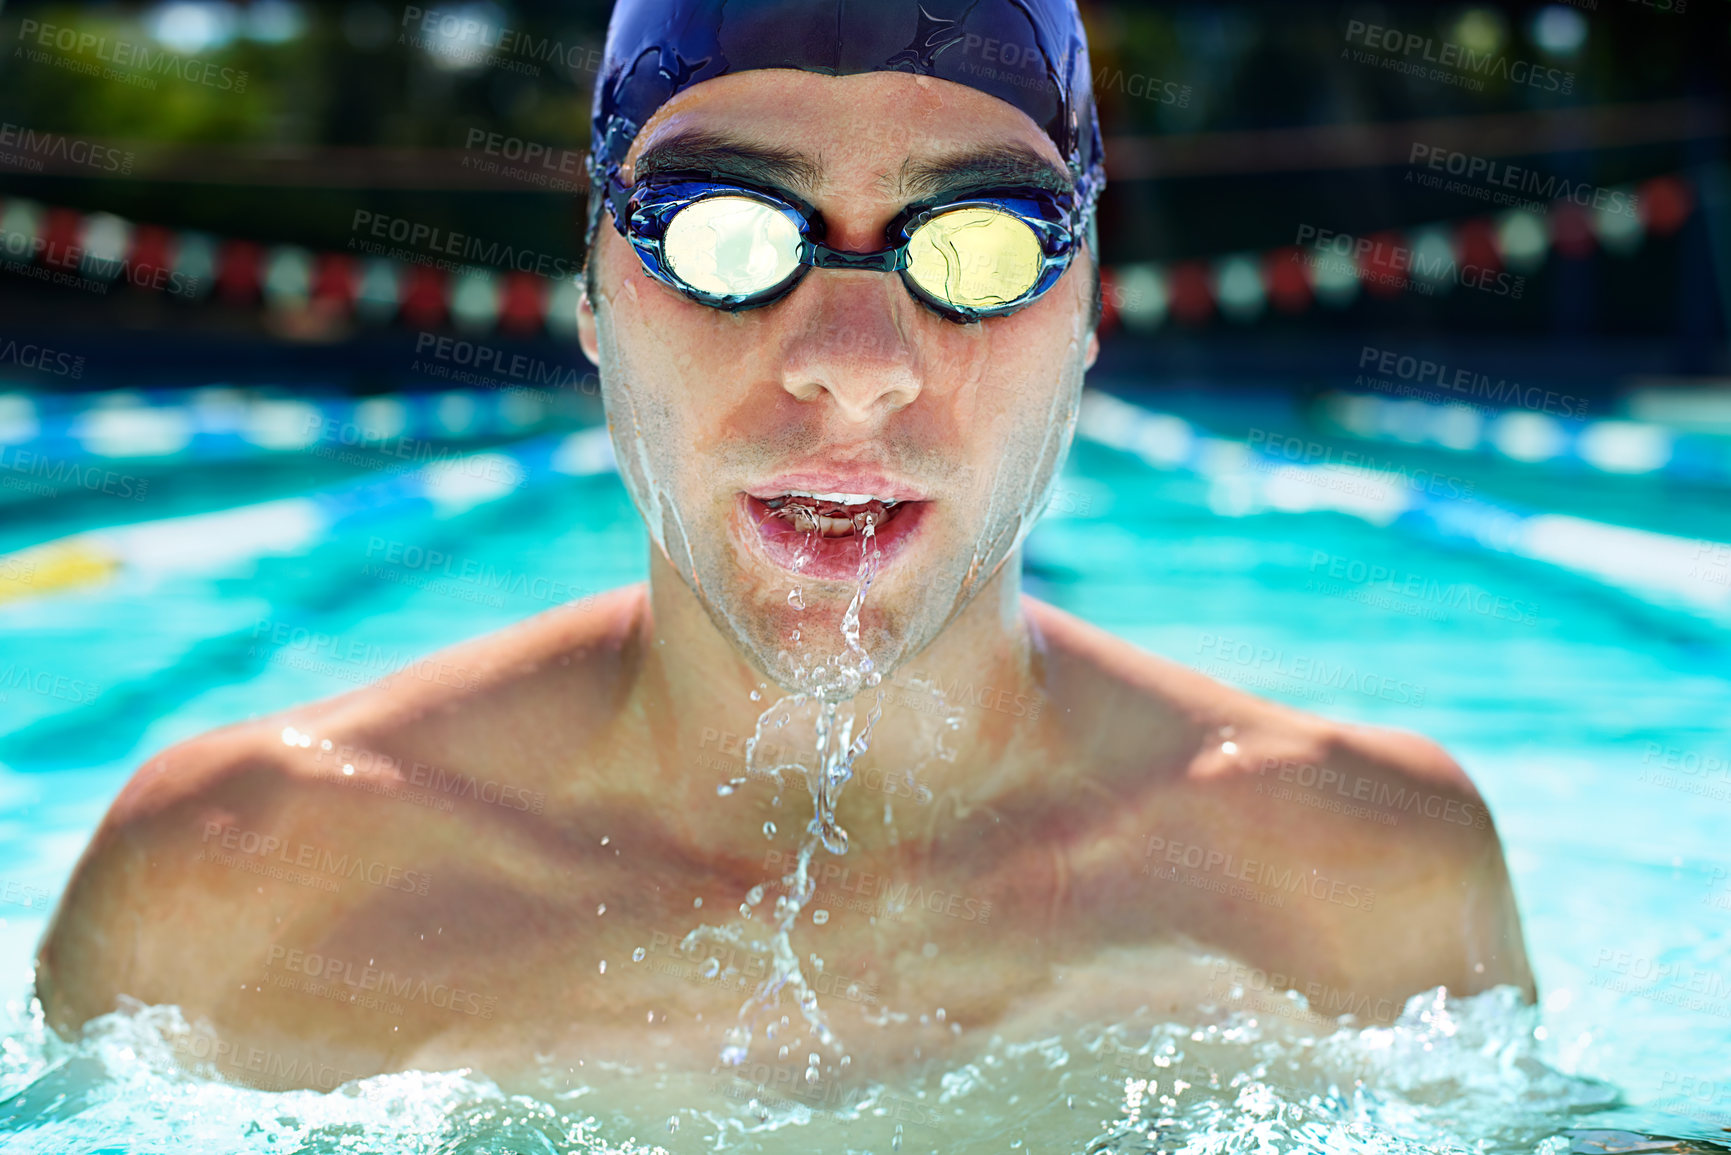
[586,0,1106,248]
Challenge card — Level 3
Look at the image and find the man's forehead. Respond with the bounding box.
[622,70,1070,202]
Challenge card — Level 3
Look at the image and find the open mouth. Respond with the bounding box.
[761,493,908,536]
[739,491,931,581]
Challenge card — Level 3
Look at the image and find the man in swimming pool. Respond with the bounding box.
[35,0,1532,1093]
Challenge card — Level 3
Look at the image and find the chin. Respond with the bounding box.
[698,567,924,697]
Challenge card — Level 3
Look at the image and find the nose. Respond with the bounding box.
[773,268,924,422]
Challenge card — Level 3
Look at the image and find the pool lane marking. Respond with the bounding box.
[1315,391,1731,485]
[1076,390,1731,620]
[0,539,122,605]
[0,428,617,604]
[0,386,580,466]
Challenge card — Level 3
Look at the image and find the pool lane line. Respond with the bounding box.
[0,427,617,605]
[1313,391,1731,486]
[0,386,585,467]
[1076,390,1731,621]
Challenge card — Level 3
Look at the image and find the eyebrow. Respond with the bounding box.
[631,130,825,199]
[631,130,1071,206]
[894,144,1073,203]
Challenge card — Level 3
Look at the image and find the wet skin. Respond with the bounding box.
[36,71,1534,1094]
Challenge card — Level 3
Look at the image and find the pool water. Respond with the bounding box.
[1,386,1730,1154]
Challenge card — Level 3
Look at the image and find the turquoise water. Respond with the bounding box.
[2,389,1730,1153]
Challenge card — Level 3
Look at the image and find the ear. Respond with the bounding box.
[577,277,601,367]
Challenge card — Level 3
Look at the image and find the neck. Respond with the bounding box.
[625,547,1046,844]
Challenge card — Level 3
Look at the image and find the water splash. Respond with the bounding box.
[0,983,1718,1154]
[684,510,894,1071]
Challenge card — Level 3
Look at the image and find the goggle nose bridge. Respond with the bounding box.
[798,242,912,274]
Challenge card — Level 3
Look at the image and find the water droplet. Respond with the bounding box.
[739,903,753,918]
[717,783,735,797]
[600,836,610,846]
[693,896,703,908]
[1066,1094,1075,1108]
[790,628,801,642]
[893,1124,904,1150]
[936,1007,946,1022]
[666,1115,680,1133]
[632,947,646,962]
[804,1065,819,1083]
[1221,740,1239,755]
[787,588,805,609]
[597,960,606,974]
[811,909,829,925]
[596,903,606,916]
[750,688,763,701]
[762,821,776,837]
[746,885,766,906]
[702,957,721,978]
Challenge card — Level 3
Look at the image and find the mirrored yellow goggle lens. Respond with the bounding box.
[663,196,801,297]
[905,207,1043,310]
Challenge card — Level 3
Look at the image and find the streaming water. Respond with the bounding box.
[683,503,910,1072]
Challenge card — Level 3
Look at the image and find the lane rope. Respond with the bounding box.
[1076,390,1731,620]
[0,426,615,604]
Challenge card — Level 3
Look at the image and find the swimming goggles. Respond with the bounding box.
[593,167,1097,324]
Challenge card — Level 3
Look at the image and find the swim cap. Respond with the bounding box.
[586,0,1105,247]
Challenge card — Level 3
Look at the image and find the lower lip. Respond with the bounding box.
[737,495,931,582]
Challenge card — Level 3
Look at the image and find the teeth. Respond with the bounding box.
[774,490,900,508]
[786,490,896,506]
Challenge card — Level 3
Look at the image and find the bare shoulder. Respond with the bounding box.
[1025,595,1533,1009]
[1188,707,1536,1014]
[309,581,647,749]
[37,585,647,1034]
[1024,594,1344,776]
[257,582,648,802]
[1025,592,1487,810]
[36,716,320,1031]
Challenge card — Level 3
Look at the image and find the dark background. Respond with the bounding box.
[0,0,1725,403]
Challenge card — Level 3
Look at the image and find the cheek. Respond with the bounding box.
[597,307,759,500]
[968,304,1086,424]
